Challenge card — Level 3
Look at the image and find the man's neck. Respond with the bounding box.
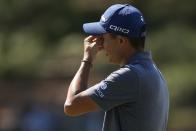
[119,49,144,67]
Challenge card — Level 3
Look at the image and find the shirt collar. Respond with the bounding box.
[125,51,152,65]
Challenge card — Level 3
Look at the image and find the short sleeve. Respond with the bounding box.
[87,67,139,111]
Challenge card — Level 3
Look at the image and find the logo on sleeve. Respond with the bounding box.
[96,82,107,98]
[96,89,104,98]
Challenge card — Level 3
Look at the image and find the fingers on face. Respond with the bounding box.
[85,35,93,41]
[85,35,97,42]
[85,35,102,40]
[85,35,103,44]
[95,36,104,44]
[84,35,104,51]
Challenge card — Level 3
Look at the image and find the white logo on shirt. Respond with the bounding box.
[96,89,104,98]
[100,83,107,90]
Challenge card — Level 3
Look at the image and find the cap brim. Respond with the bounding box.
[83,22,107,35]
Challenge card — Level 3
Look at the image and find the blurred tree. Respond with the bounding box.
[0,0,195,80]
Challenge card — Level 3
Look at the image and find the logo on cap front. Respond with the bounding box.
[109,25,129,34]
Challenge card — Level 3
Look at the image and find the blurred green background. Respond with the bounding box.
[0,0,196,131]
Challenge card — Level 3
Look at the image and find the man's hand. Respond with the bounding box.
[83,35,104,63]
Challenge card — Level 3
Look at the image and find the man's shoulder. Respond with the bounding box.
[125,57,155,74]
[105,66,138,82]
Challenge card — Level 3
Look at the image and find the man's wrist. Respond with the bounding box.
[81,59,93,67]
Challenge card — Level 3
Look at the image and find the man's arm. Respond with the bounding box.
[64,36,103,116]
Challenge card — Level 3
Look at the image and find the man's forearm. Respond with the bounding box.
[65,62,91,105]
[64,36,103,116]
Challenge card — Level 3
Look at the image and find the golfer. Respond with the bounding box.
[64,4,169,131]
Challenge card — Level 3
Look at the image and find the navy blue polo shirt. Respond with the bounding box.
[87,51,169,131]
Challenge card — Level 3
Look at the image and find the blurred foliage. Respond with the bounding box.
[0,0,195,77]
[0,0,196,130]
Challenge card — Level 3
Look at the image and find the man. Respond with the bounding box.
[64,4,169,131]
